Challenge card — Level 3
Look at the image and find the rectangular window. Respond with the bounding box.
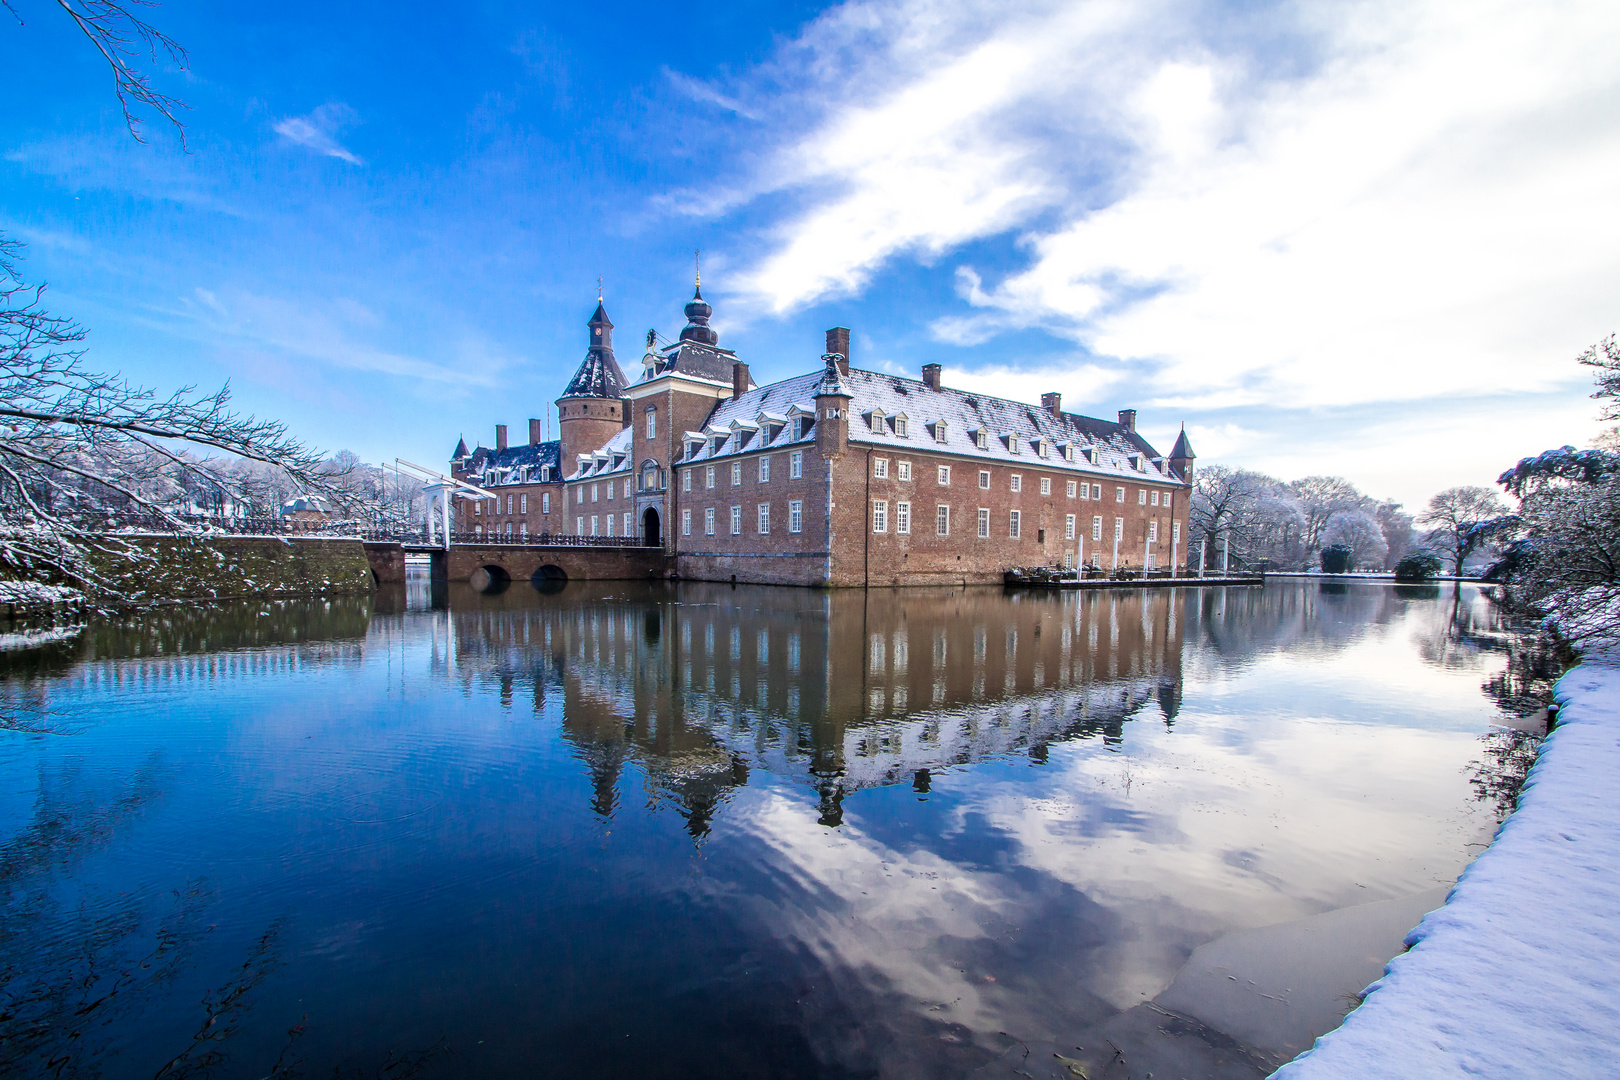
[683,470,691,492]
[977,508,990,538]
[1092,516,1103,541]
[646,409,656,440]
[759,456,771,482]
[682,508,692,536]
[896,501,911,535]
[706,465,715,489]
[576,516,584,535]
[705,508,715,536]
[1092,483,1102,499]
[591,484,599,503]
[475,500,481,516]
[542,492,550,513]
[790,451,803,479]
[789,499,803,533]
[505,522,513,536]
[731,461,742,486]
[1149,520,1159,541]
[1039,477,1051,496]
[873,458,889,479]
[1164,495,1173,513]
[520,521,527,537]
[979,470,991,489]
[1011,474,1022,493]
[975,430,988,450]
[730,505,742,535]
[1065,514,1076,540]
[624,512,631,535]
[938,465,950,485]
[872,499,888,533]
[605,515,614,537]
[520,494,528,513]
[1009,510,1021,538]
[590,515,599,536]
[895,417,908,437]
[758,503,770,534]
[624,478,631,499]
[1151,491,1160,506]
[897,460,912,481]
[1116,487,1125,503]
[1066,480,1077,498]
[507,494,514,514]
[1139,489,1147,505]
[1114,517,1124,540]
[936,504,950,536]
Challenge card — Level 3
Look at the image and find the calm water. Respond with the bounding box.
[0,580,1544,1079]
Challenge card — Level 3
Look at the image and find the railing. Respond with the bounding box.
[358,526,657,549]
[66,512,365,537]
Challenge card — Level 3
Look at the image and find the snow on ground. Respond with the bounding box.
[0,624,84,651]
[0,581,82,607]
[1273,660,1620,1079]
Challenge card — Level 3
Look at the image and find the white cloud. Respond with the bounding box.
[712,0,1620,415]
[273,104,364,164]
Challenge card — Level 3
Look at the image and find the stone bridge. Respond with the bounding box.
[364,541,668,589]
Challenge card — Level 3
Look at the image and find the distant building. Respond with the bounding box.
[453,286,1194,586]
[280,495,334,522]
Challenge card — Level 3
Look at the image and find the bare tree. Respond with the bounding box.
[1320,508,1389,571]
[3,0,189,143]
[1419,485,1507,575]
[1289,475,1369,554]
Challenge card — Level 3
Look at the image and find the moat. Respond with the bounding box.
[0,580,1549,1079]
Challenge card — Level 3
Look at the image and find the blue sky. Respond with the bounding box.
[3,0,1617,508]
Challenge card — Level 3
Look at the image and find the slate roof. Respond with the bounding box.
[452,436,469,459]
[459,439,563,486]
[562,349,628,399]
[638,339,742,388]
[1170,428,1195,460]
[680,365,1185,486]
[567,426,636,481]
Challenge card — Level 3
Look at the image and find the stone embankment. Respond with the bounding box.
[1272,661,1620,1078]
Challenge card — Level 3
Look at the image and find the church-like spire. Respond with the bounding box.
[561,298,627,399]
[1170,424,1196,461]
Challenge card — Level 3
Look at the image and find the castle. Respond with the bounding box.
[450,286,1195,587]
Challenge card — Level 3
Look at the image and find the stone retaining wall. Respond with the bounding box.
[81,535,375,605]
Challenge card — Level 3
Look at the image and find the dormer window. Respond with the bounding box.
[866,409,887,433]
[974,427,989,450]
[1035,438,1048,459]
[933,419,948,443]
[1007,434,1021,455]
[893,415,909,438]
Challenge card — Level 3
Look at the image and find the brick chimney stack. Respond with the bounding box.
[733,361,750,400]
[1042,392,1062,418]
[1117,409,1136,432]
[621,398,632,428]
[825,327,851,376]
[922,363,942,391]
[529,418,543,445]
[495,424,508,451]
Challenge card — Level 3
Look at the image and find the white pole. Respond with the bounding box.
[1112,527,1120,570]
[1144,536,1151,572]
[1198,539,1206,579]
[1221,535,1230,574]
[1078,532,1085,573]
[442,490,452,551]
[1172,528,1179,576]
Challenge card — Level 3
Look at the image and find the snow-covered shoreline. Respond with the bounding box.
[1272,660,1620,1078]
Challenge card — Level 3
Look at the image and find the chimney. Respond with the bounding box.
[732,361,750,400]
[621,398,631,428]
[1042,392,1062,418]
[495,424,508,451]
[529,418,543,445]
[1117,409,1136,432]
[922,363,942,391]
[825,327,851,376]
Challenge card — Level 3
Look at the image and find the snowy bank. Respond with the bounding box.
[0,580,84,613]
[1272,661,1620,1079]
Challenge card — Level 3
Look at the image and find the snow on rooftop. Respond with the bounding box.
[1274,659,1620,1079]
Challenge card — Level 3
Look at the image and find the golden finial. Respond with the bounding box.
[694,250,701,289]
[597,275,603,302]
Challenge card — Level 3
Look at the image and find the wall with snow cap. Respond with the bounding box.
[83,535,375,606]
[1271,660,1620,1079]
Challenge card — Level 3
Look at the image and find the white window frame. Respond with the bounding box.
[1116,487,1125,503]
[938,465,950,485]
[978,470,991,490]
[683,470,692,492]
[706,465,715,489]
[873,458,889,479]
[704,507,716,536]
[731,505,742,535]
[591,484,599,503]
[731,461,742,486]
[897,460,912,481]
[605,514,614,537]
[1115,517,1124,540]
[977,508,990,538]
[1149,520,1159,541]
[896,501,911,535]
[872,499,888,533]
[576,515,584,535]
[1065,514,1076,540]
[1092,516,1103,541]
[789,499,803,533]
[645,408,657,441]
[1151,490,1160,506]
[790,451,803,479]
[682,508,692,536]
[520,494,527,513]
[758,503,770,534]
[542,492,550,513]
[895,416,908,437]
[1009,510,1021,539]
[590,514,599,536]
[1139,489,1147,506]
[1066,480,1077,498]
[1039,477,1051,496]
[1010,474,1022,493]
[936,504,950,536]
[759,456,771,482]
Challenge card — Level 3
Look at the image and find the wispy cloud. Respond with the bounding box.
[273,103,364,164]
[693,0,1620,414]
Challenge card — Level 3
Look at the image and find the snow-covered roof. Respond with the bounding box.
[459,439,563,485]
[567,426,635,481]
[679,366,1185,485]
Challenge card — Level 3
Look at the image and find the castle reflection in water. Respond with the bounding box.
[381,581,1190,835]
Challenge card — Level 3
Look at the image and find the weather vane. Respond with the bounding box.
[597,275,603,302]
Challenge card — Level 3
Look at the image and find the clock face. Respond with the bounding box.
[595,328,602,336]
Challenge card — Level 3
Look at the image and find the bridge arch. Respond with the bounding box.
[469,564,512,594]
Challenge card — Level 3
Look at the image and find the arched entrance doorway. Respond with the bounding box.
[642,507,661,547]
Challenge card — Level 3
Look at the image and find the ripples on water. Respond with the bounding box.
[0,580,1546,1078]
